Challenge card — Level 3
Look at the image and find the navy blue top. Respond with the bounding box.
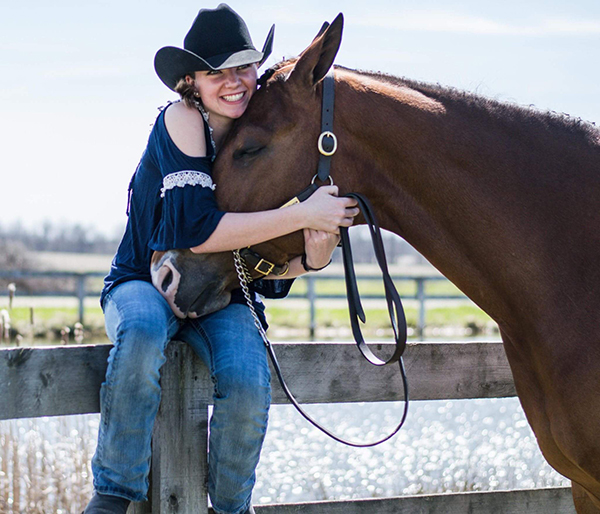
[101,103,293,314]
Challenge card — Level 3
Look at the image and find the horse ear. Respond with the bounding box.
[313,22,330,41]
[288,14,343,88]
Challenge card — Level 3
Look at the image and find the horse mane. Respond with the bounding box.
[336,65,599,146]
[266,58,598,146]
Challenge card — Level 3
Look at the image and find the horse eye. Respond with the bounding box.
[233,145,266,161]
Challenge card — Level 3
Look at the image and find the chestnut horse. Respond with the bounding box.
[151,15,600,512]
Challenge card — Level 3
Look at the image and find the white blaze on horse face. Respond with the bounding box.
[150,253,186,318]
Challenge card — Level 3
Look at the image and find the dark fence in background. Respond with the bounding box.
[0,271,469,337]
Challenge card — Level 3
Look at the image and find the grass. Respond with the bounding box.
[2,306,106,344]
[1,298,497,345]
[264,302,496,339]
[266,304,492,328]
[8,306,104,327]
[0,272,497,345]
[0,300,497,346]
[287,277,464,297]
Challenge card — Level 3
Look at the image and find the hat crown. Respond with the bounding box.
[154,3,274,91]
[184,4,256,60]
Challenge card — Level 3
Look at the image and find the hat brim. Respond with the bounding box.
[155,24,274,91]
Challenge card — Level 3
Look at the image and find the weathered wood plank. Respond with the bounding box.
[0,344,110,419]
[151,343,210,514]
[0,341,515,420]
[225,486,574,513]
[269,341,515,403]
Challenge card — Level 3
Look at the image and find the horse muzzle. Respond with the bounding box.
[150,250,236,318]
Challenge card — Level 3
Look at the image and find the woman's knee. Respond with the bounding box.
[104,281,175,352]
[119,314,167,346]
[215,368,271,414]
[108,311,171,380]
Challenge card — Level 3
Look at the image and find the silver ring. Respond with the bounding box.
[311,174,334,185]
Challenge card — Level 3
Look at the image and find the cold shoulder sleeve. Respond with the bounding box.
[148,109,226,251]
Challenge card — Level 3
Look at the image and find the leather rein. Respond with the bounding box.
[235,68,409,447]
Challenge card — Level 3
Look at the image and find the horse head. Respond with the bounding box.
[215,14,346,213]
[151,15,345,318]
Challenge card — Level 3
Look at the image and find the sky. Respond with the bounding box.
[1,0,599,238]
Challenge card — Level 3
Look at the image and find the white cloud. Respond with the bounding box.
[41,64,133,79]
[246,7,600,37]
[0,41,79,54]
[354,12,600,36]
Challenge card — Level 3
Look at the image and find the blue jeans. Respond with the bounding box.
[92,280,270,514]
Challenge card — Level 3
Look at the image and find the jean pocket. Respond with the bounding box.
[101,288,116,311]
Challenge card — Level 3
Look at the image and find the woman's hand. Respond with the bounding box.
[303,228,340,270]
[300,185,359,234]
[191,185,358,254]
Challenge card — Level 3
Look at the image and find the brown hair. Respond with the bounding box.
[174,75,199,109]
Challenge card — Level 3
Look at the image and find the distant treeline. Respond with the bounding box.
[0,220,427,266]
[0,220,122,255]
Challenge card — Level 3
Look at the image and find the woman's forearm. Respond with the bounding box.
[190,208,304,253]
[190,186,358,254]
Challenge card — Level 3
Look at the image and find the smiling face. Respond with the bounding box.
[192,64,258,124]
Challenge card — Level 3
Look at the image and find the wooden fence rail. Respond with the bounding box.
[0,341,573,513]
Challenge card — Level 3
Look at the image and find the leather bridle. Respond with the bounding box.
[235,67,410,447]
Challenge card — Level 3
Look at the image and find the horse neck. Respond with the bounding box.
[334,69,600,336]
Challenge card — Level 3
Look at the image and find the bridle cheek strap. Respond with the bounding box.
[239,71,338,275]
[316,69,337,182]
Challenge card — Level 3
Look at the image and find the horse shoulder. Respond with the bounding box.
[164,101,207,158]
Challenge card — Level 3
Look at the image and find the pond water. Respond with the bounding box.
[0,396,569,513]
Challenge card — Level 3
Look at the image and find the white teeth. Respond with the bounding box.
[222,92,244,102]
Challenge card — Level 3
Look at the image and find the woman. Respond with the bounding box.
[84,5,358,514]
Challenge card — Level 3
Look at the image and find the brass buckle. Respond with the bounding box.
[318,131,337,156]
[279,197,300,209]
[254,258,275,276]
[276,261,290,277]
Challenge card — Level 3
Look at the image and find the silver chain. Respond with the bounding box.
[233,251,410,448]
[194,99,217,160]
[233,250,271,347]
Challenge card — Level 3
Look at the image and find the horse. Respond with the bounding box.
[151,14,600,512]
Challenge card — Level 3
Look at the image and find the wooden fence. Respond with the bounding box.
[0,341,574,513]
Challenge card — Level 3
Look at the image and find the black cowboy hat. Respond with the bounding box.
[155,3,274,91]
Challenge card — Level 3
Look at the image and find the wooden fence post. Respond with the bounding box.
[76,274,86,325]
[307,276,317,340]
[416,277,426,338]
[129,342,212,514]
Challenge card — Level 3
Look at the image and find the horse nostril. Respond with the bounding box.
[161,268,173,293]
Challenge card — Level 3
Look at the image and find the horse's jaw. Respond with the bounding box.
[150,250,236,319]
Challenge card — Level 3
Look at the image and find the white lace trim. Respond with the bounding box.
[160,170,216,198]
